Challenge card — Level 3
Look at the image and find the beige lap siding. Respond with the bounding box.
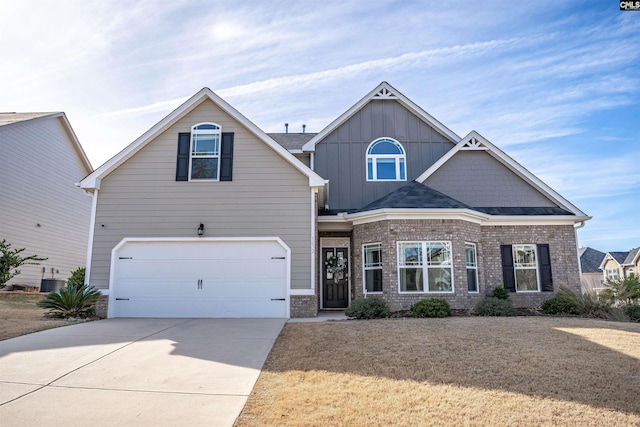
[353,220,579,311]
[88,99,313,292]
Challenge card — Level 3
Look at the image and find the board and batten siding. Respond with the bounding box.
[313,100,456,211]
[89,99,313,291]
[423,151,557,208]
[0,117,92,286]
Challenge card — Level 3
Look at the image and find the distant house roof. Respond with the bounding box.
[579,247,606,273]
[268,133,317,151]
[0,112,59,127]
[609,252,630,264]
[623,247,640,265]
[355,181,471,213]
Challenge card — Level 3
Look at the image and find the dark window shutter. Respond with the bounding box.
[220,132,234,181]
[500,245,516,292]
[176,132,190,181]
[538,244,553,292]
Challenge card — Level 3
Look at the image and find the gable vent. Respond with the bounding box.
[461,136,487,151]
[372,87,397,100]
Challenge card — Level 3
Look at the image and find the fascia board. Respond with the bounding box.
[302,81,460,152]
[57,113,93,173]
[344,208,490,225]
[416,130,589,218]
[81,88,325,189]
[482,215,591,226]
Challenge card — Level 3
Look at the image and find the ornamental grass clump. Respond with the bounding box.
[38,282,101,319]
[540,287,580,315]
[345,297,389,319]
[410,298,451,318]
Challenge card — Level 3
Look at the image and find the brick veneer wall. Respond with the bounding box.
[290,295,318,318]
[353,219,580,311]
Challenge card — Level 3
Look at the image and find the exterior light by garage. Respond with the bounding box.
[197,223,204,236]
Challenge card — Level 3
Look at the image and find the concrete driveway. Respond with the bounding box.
[0,318,286,426]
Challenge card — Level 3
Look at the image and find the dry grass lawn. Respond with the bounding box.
[0,292,83,340]
[236,317,640,427]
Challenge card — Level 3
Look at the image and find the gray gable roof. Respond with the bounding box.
[0,112,58,127]
[609,252,629,264]
[580,247,606,273]
[355,181,471,213]
[624,247,639,265]
[268,133,317,150]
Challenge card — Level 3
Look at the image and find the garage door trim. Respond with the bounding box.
[108,237,291,318]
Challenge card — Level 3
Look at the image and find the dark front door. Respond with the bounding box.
[322,247,349,309]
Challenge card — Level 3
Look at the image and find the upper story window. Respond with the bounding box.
[366,138,406,181]
[190,123,221,180]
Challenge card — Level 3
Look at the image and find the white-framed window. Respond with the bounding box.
[465,243,479,293]
[397,241,453,293]
[606,268,620,281]
[366,138,406,181]
[513,244,539,292]
[190,122,221,180]
[363,243,383,293]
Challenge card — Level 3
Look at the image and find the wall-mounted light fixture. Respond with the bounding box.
[197,223,204,236]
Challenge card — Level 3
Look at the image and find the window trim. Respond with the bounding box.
[513,244,540,292]
[606,268,620,281]
[189,122,221,181]
[397,241,454,294]
[363,243,383,294]
[366,137,407,182]
[465,242,479,293]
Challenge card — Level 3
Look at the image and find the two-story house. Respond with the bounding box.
[80,82,590,318]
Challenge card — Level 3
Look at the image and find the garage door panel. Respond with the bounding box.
[111,239,289,318]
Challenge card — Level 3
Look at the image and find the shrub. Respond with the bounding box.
[474,297,515,316]
[540,289,579,315]
[38,283,101,318]
[0,239,46,288]
[491,286,511,300]
[575,291,628,322]
[410,298,451,318]
[601,275,640,305]
[345,297,389,319]
[623,304,640,322]
[66,267,86,288]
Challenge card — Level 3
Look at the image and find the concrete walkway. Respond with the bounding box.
[0,318,286,427]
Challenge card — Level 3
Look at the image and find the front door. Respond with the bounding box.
[322,247,349,309]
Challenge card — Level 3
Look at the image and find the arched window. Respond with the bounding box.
[190,122,221,180]
[366,138,406,181]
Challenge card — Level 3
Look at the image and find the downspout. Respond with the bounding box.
[574,221,586,293]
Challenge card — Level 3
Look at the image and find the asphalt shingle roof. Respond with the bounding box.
[0,112,57,127]
[609,251,629,265]
[268,133,317,150]
[579,247,606,273]
[355,181,471,212]
[624,247,639,265]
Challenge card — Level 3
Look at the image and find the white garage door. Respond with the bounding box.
[109,238,289,318]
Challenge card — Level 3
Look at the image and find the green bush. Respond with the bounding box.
[38,283,101,318]
[474,297,515,316]
[410,298,451,318]
[66,267,86,288]
[491,286,511,300]
[345,297,389,319]
[540,292,579,315]
[623,304,640,322]
[0,239,46,288]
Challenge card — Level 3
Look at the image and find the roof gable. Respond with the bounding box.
[599,251,630,270]
[623,248,639,265]
[81,88,324,190]
[301,82,459,151]
[416,131,589,218]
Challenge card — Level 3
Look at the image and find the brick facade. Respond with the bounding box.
[351,219,580,311]
[290,295,318,318]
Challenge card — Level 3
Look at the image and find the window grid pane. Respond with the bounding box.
[364,244,382,268]
[398,243,422,266]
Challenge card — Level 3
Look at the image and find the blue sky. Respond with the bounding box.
[1,1,638,252]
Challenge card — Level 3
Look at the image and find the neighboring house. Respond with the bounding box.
[80,82,590,318]
[599,248,640,283]
[579,247,606,294]
[0,112,93,288]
